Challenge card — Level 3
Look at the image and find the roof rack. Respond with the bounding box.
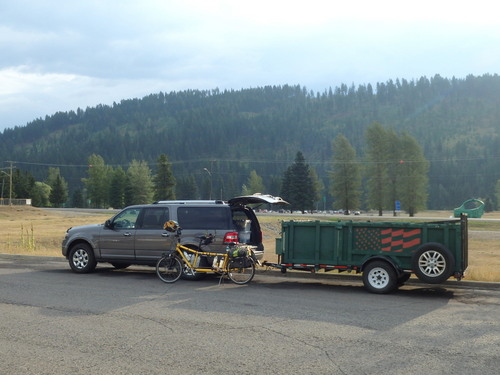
[153,200,226,205]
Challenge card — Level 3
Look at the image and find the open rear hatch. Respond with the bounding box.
[228,193,289,207]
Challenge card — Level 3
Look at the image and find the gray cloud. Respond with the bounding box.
[1,0,499,130]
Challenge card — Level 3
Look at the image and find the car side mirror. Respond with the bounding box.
[104,219,113,228]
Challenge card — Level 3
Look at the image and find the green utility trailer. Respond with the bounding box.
[267,214,468,294]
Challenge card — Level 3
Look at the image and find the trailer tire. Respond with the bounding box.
[412,243,454,284]
[362,261,398,294]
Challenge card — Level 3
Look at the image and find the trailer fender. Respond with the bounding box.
[360,256,402,276]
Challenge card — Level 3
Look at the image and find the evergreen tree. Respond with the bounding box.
[82,154,112,208]
[399,132,429,216]
[109,167,127,209]
[365,123,389,215]
[330,134,361,212]
[71,188,85,208]
[153,154,176,201]
[385,128,403,215]
[46,168,68,207]
[50,174,68,207]
[280,152,315,213]
[309,168,323,211]
[12,169,36,199]
[125,160,154,205]
[176,175,199,200]
[242,170,265,195]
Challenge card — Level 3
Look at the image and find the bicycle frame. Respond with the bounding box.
[156,222,256,285]
[174,243,231,273]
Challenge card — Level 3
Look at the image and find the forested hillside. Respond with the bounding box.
[1,73,500,210]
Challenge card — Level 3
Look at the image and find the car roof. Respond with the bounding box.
[152,200,226,205]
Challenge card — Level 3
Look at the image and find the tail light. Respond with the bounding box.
[223,231,239,244]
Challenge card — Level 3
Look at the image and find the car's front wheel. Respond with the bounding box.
[68,243,97,273]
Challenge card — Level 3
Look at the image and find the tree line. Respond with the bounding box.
[1,74,500,210]
[4,124,428,216]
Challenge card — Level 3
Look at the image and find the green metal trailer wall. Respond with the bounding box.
[274,216,468,293]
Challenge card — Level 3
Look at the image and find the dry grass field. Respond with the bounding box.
[1,206,499,282]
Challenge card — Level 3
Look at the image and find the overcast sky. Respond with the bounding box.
[1,0,499,131]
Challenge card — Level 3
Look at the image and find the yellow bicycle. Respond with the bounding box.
[156,220,256,285]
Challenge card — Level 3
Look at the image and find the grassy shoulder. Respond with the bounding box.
[1,206,499,282]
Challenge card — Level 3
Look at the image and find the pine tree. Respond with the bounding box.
[330,134,361,212]
[47,168,68,207]
[309,168,323,211]
[71,188,85,208]
[50,174,68,207]
[176,175,199,200]
[385,128,403,215]
[365,123,389,215]
[109,167,127,209]
[242,170,265,195]
[125,160,154,205]
[280,152,315,213]
[153,154,176,201]
[399,132,429,216]
[82,154,112,208]
[12,169,36,199]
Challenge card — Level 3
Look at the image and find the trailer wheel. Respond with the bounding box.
[412,243,454,284]
[362,261,398,294]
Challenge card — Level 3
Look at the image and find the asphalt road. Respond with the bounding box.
[1,255,499,375]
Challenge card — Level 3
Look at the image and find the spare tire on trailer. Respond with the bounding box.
[412,243,454,284]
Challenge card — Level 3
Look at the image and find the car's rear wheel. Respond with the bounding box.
[68,243,97,273]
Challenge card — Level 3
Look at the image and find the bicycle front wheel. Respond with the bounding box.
[227,258,255,285]
[156,256,182,283]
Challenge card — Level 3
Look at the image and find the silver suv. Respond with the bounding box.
[62,194,287,277]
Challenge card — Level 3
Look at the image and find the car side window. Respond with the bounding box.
[177,207,229,229]
[139,207,169,229]
[112,208,140,229]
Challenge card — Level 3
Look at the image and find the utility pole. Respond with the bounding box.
[1,161,14,206]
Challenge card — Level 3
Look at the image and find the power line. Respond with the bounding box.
[4,155,500,169]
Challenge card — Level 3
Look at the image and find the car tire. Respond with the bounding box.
[68,243,97,273]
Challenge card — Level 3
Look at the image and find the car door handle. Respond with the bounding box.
[161,233,170,237]
[123,232,132,237]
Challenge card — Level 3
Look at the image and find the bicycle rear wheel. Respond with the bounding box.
[156,256,182,283]
[227,258,255,285]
